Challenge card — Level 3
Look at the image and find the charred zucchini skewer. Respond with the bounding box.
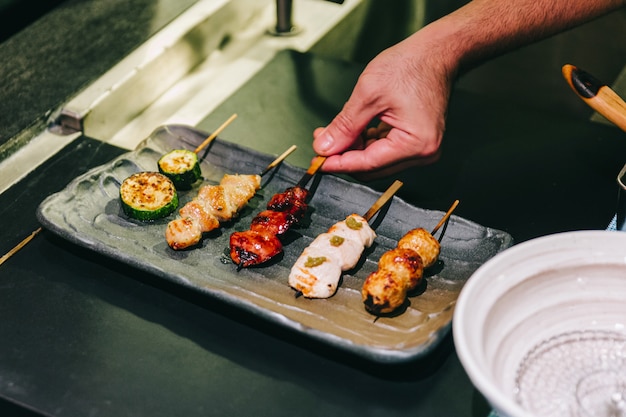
[120,172,179,221]
[158,114,238,189]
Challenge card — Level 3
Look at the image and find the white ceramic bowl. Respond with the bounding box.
[453,231,626,417]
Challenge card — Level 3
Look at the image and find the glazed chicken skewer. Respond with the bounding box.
[165,145,297,250]
[361,199,460,316]
[288,180,404,299]
[229,156,327,269]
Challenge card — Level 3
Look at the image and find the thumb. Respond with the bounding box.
[313,98,378,156]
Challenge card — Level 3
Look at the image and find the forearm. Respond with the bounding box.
[311,0,625,176]
[414,0,626,77]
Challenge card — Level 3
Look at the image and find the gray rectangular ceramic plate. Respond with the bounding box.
[37,125,513,364]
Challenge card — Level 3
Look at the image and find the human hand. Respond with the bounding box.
[312,28,458,180]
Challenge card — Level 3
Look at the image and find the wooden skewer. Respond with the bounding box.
[363,180,403,221]
[431,199,460,235]
[0,227,42,267]
[296,155,327,188]
[193,113,238,154]
[259,145,297,177]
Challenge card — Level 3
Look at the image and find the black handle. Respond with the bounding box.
[569,66,605,99]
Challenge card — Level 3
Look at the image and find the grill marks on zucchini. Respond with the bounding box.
[120,172,179,221]
[158,149,202,190]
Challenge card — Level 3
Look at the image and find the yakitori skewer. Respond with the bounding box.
[362,199,460,316]
[288,180,403,299]
[165,145,298,250]
[229,156,327,269]
[158,113,238,189]
[0,227,42,267]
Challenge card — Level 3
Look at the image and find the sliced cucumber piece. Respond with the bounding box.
[157,149,201,190]
[120,172,179,221]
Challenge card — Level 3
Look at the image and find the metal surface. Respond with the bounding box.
[270,0,347,36]
[271,0,300,35]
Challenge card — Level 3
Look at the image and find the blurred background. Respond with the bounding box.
[1,0,625,152]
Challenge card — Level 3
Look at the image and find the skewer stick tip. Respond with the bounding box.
[362,180,403,221]
[297,155,327,188]
[307,155,327,175]
[193,113,238,154]
[431,199,460,235]
[0,227,42,267]
[260,145,297,177]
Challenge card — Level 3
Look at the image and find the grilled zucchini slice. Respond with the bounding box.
[120,172,179,221]
[157,149,201,190]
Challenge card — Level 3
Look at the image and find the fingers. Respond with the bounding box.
[318,132,441,179]
[311,35,449,178]
[313,83,383,156]
[350,153,441,182]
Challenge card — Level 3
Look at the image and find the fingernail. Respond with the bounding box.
[317,130,334,153]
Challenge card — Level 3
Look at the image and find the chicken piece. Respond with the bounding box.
[327,214,376,249]
[229,230,283,268]
[267,185,309,207]
[308,232,363,270]
[289,246,343,299]
[220,174,262,216]
[229,185,310,267]
[196,184,230,222]
[165,217,204,250]
[361,248,424,315]
[266,186,309,220]
[250,210,296,236]
[288,214,377,298]
[196,174,261,222]
[309,214,377,270]
[397,227,440,268]
[179,200,220,232]
[166,174,261,250]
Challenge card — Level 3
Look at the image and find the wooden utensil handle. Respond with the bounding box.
[562,64,626,133]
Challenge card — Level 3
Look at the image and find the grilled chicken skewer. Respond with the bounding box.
[288,180,404,299]
[165,145,297,250]
[229,156,327,268]
[361,199,459,315]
